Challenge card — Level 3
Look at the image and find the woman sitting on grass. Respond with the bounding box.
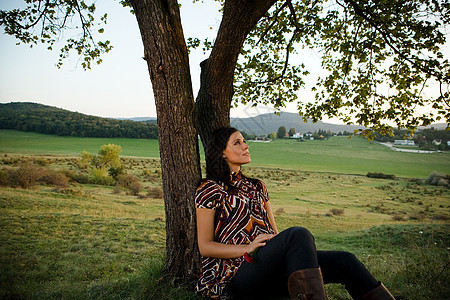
[195,127,395,300]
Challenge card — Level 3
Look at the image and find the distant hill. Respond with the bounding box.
[117,117,157,124]
[230,112,365,135]
[0,102,158,139]
[230,112,447,135]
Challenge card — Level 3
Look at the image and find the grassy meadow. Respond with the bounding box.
[0,130,161,158]
[0,129,449,299]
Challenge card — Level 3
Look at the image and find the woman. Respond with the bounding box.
[195,127,395,300]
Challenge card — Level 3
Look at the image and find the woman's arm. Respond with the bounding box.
[196,208,274,259]
[265,201,279,234]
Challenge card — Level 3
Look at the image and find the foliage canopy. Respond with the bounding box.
[231,0,450,135]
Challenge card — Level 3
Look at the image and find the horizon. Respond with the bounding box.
[4,101,447,130]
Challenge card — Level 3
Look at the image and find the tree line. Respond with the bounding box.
[0,102,158,139]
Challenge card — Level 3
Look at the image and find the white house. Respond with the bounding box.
[292,132,303,139]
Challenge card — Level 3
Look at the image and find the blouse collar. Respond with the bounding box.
[230,171,243,184]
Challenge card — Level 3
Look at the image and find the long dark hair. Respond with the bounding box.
[205,127,238,187]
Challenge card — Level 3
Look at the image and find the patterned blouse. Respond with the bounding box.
[195,171,275,299]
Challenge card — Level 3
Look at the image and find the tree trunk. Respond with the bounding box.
[130,0,201,282]
[196,0,278,146]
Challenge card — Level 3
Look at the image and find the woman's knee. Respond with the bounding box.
[334,251,364,272]
[339,251,359,264]
[287,226,315,242]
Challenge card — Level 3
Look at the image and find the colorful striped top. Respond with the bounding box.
[195,171,275,299]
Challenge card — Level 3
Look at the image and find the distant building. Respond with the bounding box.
[394,140,415,146]
[292,132,303,139]
[432,139,442,146]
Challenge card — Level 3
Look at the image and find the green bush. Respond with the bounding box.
[367,172,396,179]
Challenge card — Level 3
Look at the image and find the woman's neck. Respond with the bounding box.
[229,165,241,173]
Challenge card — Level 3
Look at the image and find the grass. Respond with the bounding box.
[0,130,161,158]
[247,137,450,178]
[0,185,167,299]
[0,130,449,299]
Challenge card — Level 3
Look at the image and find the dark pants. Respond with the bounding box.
[229,227,379,300]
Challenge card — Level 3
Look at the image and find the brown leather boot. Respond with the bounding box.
[287,267,328,300]
[362,283,395,300]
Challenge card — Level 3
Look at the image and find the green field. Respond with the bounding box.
[1,129,449,178]
[0,129,449,299]
[247,138,450,178]
[0,130,161,158]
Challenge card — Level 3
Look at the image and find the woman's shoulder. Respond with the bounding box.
[195,179,226,209]
[245,176,266,189]
[248,178,269,196]
[196,179,224,193]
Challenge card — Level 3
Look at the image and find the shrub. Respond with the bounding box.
[0,168,9,186]
[128,180,142,196]
[409,213,425,221]
[108,165,125,179]
[0,164,70,189]
[8,164,44,188]
[64,170,91,184]
[147,186,163,199]
[40,170,70,188]
[275,207,285,215]
[425,172,449,187]
[367,172,396,179]
[329,208,345,216]
[392,214,406,221]
[89,167,115,186]
[116,174,142,196]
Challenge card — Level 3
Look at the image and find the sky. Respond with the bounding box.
[0,0,291,119]
[0,0,330,121]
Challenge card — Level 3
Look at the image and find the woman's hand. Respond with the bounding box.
[197,208,278,259]
[246,233,276,253]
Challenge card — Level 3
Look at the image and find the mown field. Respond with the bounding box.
[0,129,449,299]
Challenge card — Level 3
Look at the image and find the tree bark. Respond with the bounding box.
[130,0,277,284]
[130,0,201,281]
[196,0,278,146]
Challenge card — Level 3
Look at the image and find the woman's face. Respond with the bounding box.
[222,131,250,172]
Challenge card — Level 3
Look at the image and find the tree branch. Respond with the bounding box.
[343,0,443,80]
[256,2,288,46]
